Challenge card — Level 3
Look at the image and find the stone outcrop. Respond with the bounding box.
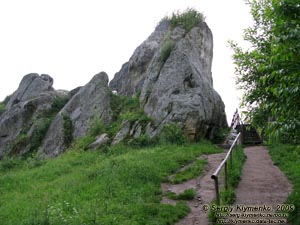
[109,20,170,96]
[39,72,112,158]
[0,14,229,159]
[110,20,227,140]
[0,74,68,158]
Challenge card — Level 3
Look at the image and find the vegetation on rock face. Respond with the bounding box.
[169,8,204,32]
[158,8,204,63]
[0,102,5,116]
[0,142,222,225]
[62,114,73,147]
[230,0,300,144]
[160,38,175,63]
[161,122,187,145]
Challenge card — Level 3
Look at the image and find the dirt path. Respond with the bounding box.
[233,146,293,225]
[161,153,226,225]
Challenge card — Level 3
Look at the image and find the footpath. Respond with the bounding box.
[231,146,293,225]
[165,146,293,225]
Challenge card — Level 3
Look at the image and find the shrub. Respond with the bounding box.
[161,122,186,145]
[62,114,73,147]
[128,134,153,148]
[0,102,6,116]
[28,118,52,154]
[160,39,175,63]
[169,8,204,32]
[88,116,105,137]
[212,127,230,144]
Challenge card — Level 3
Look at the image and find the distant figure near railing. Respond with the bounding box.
[230,109,240,129]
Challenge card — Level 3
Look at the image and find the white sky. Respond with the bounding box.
[0,0,252,123]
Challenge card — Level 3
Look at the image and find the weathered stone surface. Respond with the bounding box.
[0,74,67,158]
[39,72,112,158]
[139,22,227,140]
[111,21,227,141]
[6,73,54,109]
[109,20,170,96]
[88,133,110,150]
[112,120,131,145]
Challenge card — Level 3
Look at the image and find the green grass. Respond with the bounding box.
[167,189,196,200]
[269,143,300,225]
[0,142,222,225]
[171,159,207,184]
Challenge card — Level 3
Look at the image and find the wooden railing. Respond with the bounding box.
[211,132,241,205]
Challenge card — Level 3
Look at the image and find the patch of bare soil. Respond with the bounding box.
[161,152,226,225]
[232,146,293,225]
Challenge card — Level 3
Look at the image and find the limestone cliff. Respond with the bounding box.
[110,18,227,140]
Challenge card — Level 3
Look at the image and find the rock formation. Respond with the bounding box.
[110,19,227,140]
[38,72,112,158]
[0,13,228,159]
[109,20,170,96]
[0,73,68,158]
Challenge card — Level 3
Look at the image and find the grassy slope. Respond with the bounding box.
[269,143,300,225]
[0,142,222,225]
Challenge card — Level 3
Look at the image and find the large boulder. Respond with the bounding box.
[111,20,227,140]
[0,74,68,158]
[39,72,112,158]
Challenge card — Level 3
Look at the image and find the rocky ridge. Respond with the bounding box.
[0,14,227,159]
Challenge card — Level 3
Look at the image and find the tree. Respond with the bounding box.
[230,0,300,143]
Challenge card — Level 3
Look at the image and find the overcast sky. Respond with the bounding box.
[0,0,252,123]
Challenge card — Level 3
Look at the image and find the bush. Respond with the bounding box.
[0,102,5,116]
[169,8,204,32]
[88,117,105,137]
[62,114,73,147]
[128,134,154,148]
[160,39,175,63]
[212,127,230,144]
[161,122,186,145]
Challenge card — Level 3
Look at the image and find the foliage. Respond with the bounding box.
[128,134,156,148]
[0,157,23,172]
[88,116,106,137]
[269,143,300,225]
[0,102,5,116]
[169,8,204,32]
[161,122,187,145]
[230,0,300,144]
[172,159,207,184]
[62,114,73,147]
[160,39,175,63]
[0,142,222,225]
[212,127,230,144]
[167,189,196,200]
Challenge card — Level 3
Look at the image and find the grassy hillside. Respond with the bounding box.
[0,142,222,225]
